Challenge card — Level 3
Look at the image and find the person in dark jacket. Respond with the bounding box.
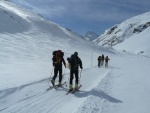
[101,54,105,66]
[105,56,110,68]
[51,50,66,86]
[98,56,102,68]
[67,52,83,91]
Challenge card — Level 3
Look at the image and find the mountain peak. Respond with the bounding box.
[84,31,99,41]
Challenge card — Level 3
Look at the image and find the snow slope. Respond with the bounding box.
[93,11,150,56]
[0,1,150,113]
[114,27,150,56]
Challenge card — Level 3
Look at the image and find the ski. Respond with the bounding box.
[47,82,66,91]
[71,85,82,94]
[66,85,82,95]
[66,88,74,95]
[54,82,67,89]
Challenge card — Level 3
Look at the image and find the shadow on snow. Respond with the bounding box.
[74,89,122,103]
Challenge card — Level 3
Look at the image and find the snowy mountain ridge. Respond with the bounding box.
[93,11,150,47]
[0,0,85,39]
[0,0,99,62]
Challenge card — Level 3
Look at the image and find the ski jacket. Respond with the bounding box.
[68,55,82,71]
[98,56,102,61]
[105,57,110,62]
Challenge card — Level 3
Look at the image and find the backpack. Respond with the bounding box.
[52,50,64,57]
[53,51,57,56]
[71,54,78,70]
[61,52,64,57]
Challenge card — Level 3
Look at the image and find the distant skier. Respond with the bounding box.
[51,50,66,86]
[67,52,83,91]
[101,54,105,66]
[98,56,102,68]
[105,56,110,68]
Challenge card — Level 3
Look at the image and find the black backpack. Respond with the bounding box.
[53,51,57,56]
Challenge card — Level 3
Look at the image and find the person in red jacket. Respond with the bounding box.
[51,50,66,86]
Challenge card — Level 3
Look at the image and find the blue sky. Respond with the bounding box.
[11,0,150,36]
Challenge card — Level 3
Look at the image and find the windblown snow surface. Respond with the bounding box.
[0,1,150,113]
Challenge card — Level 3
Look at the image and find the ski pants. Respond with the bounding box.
[52,67,62,83]
[70,69,79,85]
[101,60,104,66]
[98,61,101,67]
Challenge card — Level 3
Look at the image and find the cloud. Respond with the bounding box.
[11,0,150,22]
[71,0,150,22]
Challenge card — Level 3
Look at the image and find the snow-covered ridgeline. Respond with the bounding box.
[93,11,150,46]
[92,11,150,56]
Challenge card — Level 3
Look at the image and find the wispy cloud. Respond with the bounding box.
[12,0,150,21]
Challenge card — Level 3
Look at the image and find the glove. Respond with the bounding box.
[81,67,83,69]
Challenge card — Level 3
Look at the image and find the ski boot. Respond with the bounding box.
[57,82,62,87]
[75,84,79,91]
[69,84,73,92]
[51,80,55,86]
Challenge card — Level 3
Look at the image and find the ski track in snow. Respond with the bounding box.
[0,66,112,113]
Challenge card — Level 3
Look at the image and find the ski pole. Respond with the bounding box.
[65,75,70,87]
[62,68,66,82]
[79,69,82,85]
[49,67,54,80]
[48,67,54,86]
[63,68,66,76]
